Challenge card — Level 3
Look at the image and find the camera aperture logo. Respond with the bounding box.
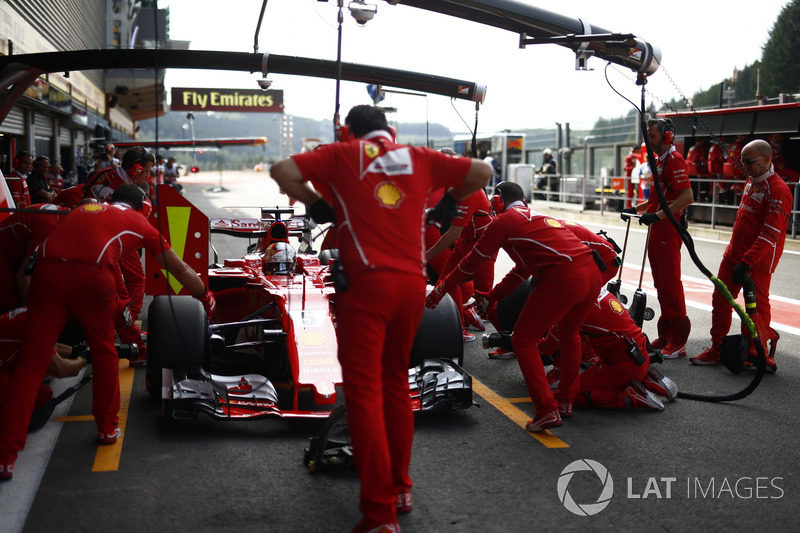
[558,459,614,516]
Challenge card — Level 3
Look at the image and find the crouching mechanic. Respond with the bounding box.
[0,184,215,481]
[427,181,605,432]
[541,290,676,410]
[270,105,491,533]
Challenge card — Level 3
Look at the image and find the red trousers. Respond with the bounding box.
[0,262,120,465]
[512,255,603,413]
[648,221,691,345]
[574,338,649,409]
[711,257,776,353]
[336,270,425,526]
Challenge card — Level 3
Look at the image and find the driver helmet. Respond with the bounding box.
[264,242,296,274]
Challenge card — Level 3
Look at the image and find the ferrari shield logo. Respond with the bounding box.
[364,144,379,159]
[374,181,404,208]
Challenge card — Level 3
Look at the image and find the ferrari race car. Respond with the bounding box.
[144,186,474,421]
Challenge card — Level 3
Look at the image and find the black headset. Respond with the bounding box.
[656,118,675,145]
[129,147,150,179]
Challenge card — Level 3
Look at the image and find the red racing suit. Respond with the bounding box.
[442,190,495,310]
[0,202,172,467]
[644,145,692,346]
[423,186,450,280]
[84,167,146,319]
[559,219,619,285]
[0,203,68,312]
[573,290,649,409]
[441,205,604,414]
[709,167,792,353]
[291,130,472,526]
[624,150,643,207]
[4,170,31,209]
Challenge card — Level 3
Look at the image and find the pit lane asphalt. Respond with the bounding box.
[3,170,799,533]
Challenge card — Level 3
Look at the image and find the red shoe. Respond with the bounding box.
[622,381,664,410]
[649,337,668,351]
[395,490,412,514]
[557,400,573,419]
[97,427,121,445]
[0,463,13,481]
[462,304,485,331]
[525,408,562,432]
[546,368,560,389]
[690,346,721,366]
[642,367,678,401]
[462,330,476,343]
[661,343,686,359]
[488,347,515,360]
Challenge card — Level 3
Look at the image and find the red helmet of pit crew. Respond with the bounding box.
[264,242,296,274]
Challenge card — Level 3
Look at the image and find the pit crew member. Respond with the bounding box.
[4,151,33,209]
[427,181,605,433]
[691,139,792,371]
[0,184,215,481]
[620,118,693,359]
[270,104,491,533]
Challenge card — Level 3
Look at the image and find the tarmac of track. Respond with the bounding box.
[2,170,799,533]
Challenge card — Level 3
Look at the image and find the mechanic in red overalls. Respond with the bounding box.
[426,185,495,339]
[0,203,69,312]
[620,118,693,359]
[83,146,155,322]
[270,105,491,533]
[427,181,605,432]
[4,151,33,210]
[0,184,215,481]
[691,139,792,371]
[624,145,643,208]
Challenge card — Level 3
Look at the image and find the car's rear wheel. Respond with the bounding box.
[410,291,463,368]
[146,295,208,400]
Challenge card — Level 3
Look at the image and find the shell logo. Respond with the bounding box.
[80,203,106,213]
[374,181,404,208]
[296,330,331,346]
[609,299,625,314]
[364,144,379,159]
[562,219,578,227]
[545,218,563,228]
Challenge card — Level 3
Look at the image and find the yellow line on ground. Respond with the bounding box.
[471,378,569,449]
[55,415,94,422]
[92,360,134,472]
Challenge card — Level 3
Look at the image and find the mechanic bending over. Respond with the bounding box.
[270,104,492,533]
[426,181,605,433]
[0,184,216,482]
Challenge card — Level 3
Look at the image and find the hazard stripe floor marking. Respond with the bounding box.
[93,361,134,472]
[471,378,569,448]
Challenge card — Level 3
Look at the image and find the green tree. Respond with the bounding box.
[760,0,800,97]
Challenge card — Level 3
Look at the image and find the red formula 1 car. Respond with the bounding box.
[144,186,473,421]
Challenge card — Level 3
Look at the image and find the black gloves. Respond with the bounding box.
[731,262,750,285]
[426,192,459,227]
[620,206,637,221]
[638,213,660,226]
[308,198,336,225]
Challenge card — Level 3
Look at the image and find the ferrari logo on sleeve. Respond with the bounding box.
[374,181,404,208]
[364,144,379,159]
[544,218,563,228]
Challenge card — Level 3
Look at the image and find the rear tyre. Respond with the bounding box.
[410,291,463,368]
[496,277,534,332]
[146,296,208,400]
